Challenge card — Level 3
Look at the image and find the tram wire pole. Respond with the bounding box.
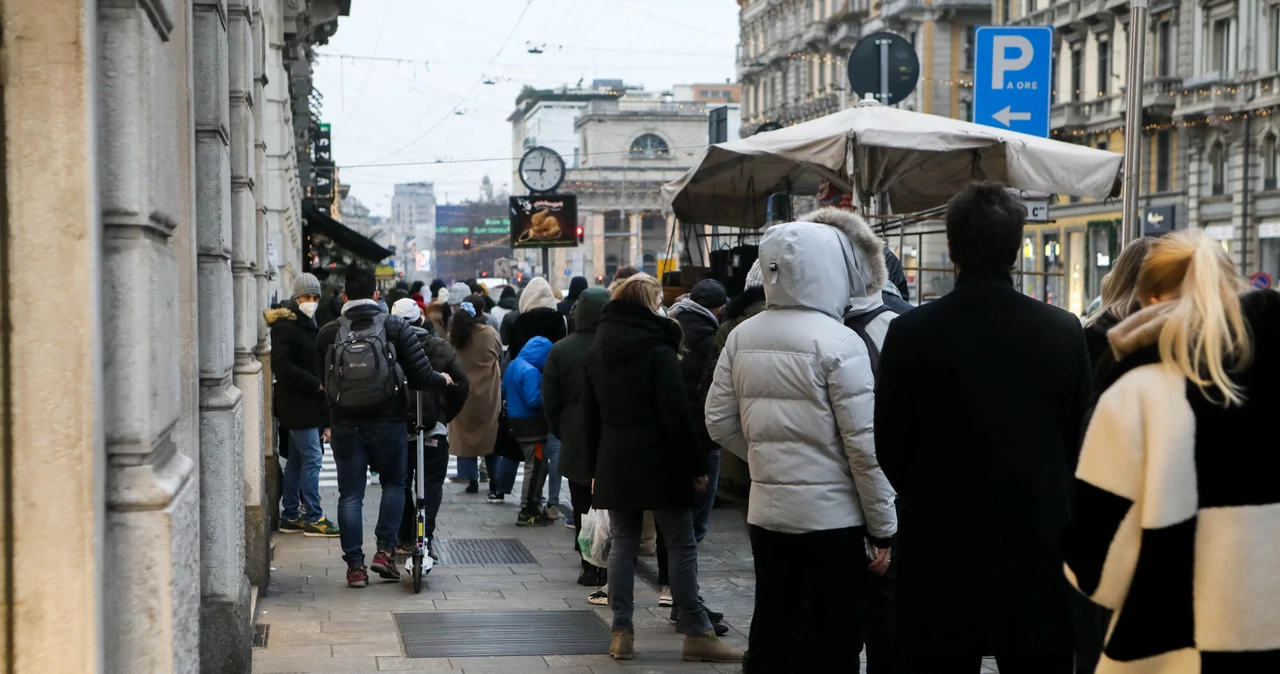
[1120,0,1148,247]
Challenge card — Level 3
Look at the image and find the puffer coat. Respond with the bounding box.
[266,303,329,431]
[704,221,897,541]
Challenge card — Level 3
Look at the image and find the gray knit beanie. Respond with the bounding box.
[744,260,764,289]
[447,282,471,305]
[292,272,322,300]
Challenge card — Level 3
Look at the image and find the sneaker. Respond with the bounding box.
[465,480,479,494]
[370,550,401,581]
[486,492,504,504]
[302,517,340,538]
[516,509,554,527]
[587,589,609,605]
[279,519,305,534]
[565,519,577,530]
[543,504,562,520]
[347,566,369,588]
[659,587,673,607]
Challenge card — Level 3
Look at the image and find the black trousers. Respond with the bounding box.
[864,553,905,674]
[398,434,450,546]
[568,480,600,571]
[746,524,867,674]
[908,652,1073,674]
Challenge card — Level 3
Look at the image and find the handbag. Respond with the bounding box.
[493,399,525,463]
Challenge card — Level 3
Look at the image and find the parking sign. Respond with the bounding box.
[974,27,1053,137]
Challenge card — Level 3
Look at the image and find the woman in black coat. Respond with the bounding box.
[1083,237,1154,383]
[582,275,740,664]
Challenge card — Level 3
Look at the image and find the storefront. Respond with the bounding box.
[1021,215,1115,316]
[1259,221,1280,285]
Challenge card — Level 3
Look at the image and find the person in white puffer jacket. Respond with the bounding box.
[704,219,897,672]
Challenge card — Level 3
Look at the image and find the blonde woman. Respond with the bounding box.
[1083,237,1155,379]
[1063,230,1280,673]
[582,274,741,664]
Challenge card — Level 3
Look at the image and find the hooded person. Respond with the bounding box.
[543,288,611,586]
[492,285,518,325]
[704,220,898,673]
[881,248,914,315]
[508,277,568,360]
[559,275,589,330]
[503,335,556,526]
[426,287,451,336]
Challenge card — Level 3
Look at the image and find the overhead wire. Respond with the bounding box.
[333,0,391,135]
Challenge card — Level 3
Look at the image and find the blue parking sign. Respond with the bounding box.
[974,26,1053,137]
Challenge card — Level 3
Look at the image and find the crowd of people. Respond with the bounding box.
[267,181,1279,673]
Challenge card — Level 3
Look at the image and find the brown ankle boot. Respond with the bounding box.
[610,628,634,660]
[682,629,744,663]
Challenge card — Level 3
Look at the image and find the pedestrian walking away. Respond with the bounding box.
[559,275,589,332]
[705,217,897,673]
[1064,231,1280,674]
[1083,237,1155,386]
[446,296,508,498]
[391,298,470,564]
[267,272,340,538]
[504,335,554,526]
[315,264,454,588]
[874,184,1092,673]
[583,274,743,664]
[543,287,611,588]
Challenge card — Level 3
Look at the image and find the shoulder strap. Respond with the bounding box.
[335,316,353,343]
[845,306,892,376]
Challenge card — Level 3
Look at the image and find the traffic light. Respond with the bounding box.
[576,226,584,244]
[462,237,472,250]
[480,271,489,278]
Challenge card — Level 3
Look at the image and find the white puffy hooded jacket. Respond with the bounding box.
[704,220,897,539]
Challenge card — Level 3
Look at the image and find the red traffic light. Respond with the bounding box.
[481,271,489,277]
[576,226,584,244]
[462,237,472,250]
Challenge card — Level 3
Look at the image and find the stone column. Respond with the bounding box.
[194,2,252,672]
[97,1,203,671]
[229,0,269,595]
[3,2,104,672]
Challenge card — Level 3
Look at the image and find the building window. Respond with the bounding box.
[1071,48,1083,101]
[1097,138,1109,152]
[1027,0,1037,12]
[1097,37,1110,95]
[1210,140,1226,196]
[819,54,827,89]
[630,134,670,157]
[642,253,658,276]
[964,26,976,71]
[1156,130,1171,192]
[1051,50,1058,103]
[1272,6,1280,72]
[1211,18,1231,75]
[1001,0,1010,24]
[962,99,973,122]
[1264,133,1278,190]
[1157,20,1172,77]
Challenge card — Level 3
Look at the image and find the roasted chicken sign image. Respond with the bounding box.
[509,195,579,248]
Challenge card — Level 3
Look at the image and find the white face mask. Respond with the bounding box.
[297,301,318,318]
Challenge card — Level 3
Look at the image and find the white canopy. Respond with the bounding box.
[661,104,1124,229]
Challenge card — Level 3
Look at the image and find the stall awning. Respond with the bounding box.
[304,207,392,262]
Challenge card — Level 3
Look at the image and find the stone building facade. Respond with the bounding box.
[0,1,351,672]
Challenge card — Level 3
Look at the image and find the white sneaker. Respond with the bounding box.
[588,588,609,605]
[659,587,673,607]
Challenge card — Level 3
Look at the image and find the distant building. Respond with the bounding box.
[435,193,512,282]
[391,182,437,281]
[338,193,375,237]
[673,83,742,104]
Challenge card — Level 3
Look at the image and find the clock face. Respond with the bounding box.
[519,147,566,193]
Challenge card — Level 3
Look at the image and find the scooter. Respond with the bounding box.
[404,391,434,593]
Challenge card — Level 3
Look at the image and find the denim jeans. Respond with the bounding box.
[399,435,450,545]
[455,456,480,481]
[545,433,562,507]
[692,449,721,542]
[281,427,325,523]
[486,454,518,495]
[330,420,408,569]
[608,508,712,634]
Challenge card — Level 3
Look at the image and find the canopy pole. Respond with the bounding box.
[1120,0,1148,247]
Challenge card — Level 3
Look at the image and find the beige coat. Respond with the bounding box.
[449,323,502,458]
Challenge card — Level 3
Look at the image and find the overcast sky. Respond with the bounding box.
[312,0,740,215]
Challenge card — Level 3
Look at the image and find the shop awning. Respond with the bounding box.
[304,207,392,262]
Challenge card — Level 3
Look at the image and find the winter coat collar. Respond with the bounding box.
[668,298,719,328]
[573,288,610,333]
[1108,301,1175,361]
[954,268,1015,288]
[342,298,381,315]
[597,300,683,360]
[844,292,886,318]
[265,301,317,330]
[519,278,558,313]
[264,306,297,325]
[797,207,889,294]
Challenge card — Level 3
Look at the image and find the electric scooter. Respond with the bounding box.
[405,390,434,593]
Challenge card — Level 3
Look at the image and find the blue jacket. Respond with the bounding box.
[503,336,552,418]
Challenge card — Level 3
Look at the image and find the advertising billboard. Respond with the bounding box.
[509,195,579,249]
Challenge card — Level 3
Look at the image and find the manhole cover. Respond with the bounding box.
[434,538,537,565]
[395,610,610,658]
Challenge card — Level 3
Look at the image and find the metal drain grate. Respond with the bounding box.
[395,610,611,658]
[434,538,537,565]
[252,623,270,648]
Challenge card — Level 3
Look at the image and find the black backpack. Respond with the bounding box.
[845,306,892,378]
[325,313,403,414]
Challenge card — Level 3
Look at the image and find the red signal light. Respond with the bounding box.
[576,226,584,244]
[462,237,472,250]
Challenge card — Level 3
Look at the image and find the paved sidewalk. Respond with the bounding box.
[252,467,753,674]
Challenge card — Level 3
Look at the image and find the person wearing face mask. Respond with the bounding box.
[266,272,340,537]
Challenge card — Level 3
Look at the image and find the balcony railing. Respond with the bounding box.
[1141,77,1180,113]
[801,20,826,46]
[1050,100,1092,129]
[1175,72,1238,117]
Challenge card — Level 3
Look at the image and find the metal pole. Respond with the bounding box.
[542,246,550,280]
[1241,110,1251,274]
[878,39,891,104]
[1120,0,1149,246]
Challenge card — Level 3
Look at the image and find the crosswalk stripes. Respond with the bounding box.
[316,445,527,489]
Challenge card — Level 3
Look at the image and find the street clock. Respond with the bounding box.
[518,146,566,193]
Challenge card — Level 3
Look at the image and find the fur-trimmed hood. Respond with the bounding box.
[264,307,296,325]
[796,207,888,295]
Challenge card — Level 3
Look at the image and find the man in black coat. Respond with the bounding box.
[874,184,1093,674]
[268,272,339,538]
[315,265,453,588]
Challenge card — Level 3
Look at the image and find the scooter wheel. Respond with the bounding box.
[412,554,424,593]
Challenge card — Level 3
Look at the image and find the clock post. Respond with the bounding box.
[513,146,577,281]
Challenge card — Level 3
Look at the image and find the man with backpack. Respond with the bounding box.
[315,265,453,589]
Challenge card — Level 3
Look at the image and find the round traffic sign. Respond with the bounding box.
[847,32,920,106]
[1250,271,1272,290]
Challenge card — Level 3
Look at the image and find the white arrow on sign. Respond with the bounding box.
[992,106,1032,127]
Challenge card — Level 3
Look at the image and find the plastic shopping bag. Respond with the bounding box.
[577,508,612,569]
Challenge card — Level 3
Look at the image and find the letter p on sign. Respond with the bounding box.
[992,35,1033,89]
